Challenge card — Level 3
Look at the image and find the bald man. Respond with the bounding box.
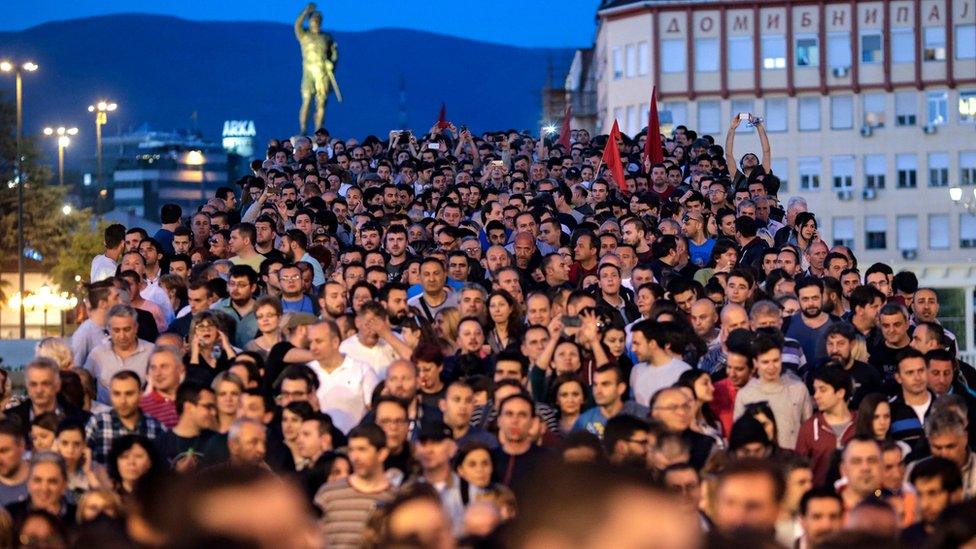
[698,304,750,376]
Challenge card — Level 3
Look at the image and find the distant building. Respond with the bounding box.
[222,120,257,158]
[565,0,976,354]
[100,126,243,221]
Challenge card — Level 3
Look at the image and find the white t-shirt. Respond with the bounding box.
[90,254,117,283]
[307,356,379,434]
[630,358,692,407]
[339,335,399,379]
[909,394,932,424]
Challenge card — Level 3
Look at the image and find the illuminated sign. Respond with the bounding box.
[222,120,256,157]
[222,120,256,138]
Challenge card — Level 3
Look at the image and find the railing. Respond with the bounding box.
[961,351,976,366]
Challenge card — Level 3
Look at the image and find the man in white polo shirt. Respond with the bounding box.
[307,320,379,433]
[338,301,412,380]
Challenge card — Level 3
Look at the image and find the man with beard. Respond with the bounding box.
[820,323,882,409]
[338,301,410,379]
[574,366,648,436]
[254,215,286,263]
[602,415,650,467]
[384,225,412,279]
[621,217,653,264]
[379,282,410,328]
[213,265,259,348]
[318,280,348,321]
[784,277,836,364]
[407,258,459,323]
[280,228,325,287]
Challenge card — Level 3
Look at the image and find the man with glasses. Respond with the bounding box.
[278,263,318,314]
[214,265,259,348]
[651,387,714,469]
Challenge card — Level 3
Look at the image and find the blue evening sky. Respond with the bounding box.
[3,0,602,48]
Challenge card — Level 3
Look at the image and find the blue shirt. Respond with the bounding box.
[688,238,716,267]
[281,295,316,314]
[298,252,326,287]
[572,401,650,438]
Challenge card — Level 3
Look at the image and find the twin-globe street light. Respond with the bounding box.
[1,59,38,338]
[88,100,117,189]
[42,126,78,186]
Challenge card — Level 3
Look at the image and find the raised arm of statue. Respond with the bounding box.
[294,3,315,39]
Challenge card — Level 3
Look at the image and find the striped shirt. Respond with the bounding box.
[315,477,395,549]
[139,391,178,429]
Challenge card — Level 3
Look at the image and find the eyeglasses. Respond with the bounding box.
[654,403,692,413]
[279,274,301,281]
[376,418,408,427]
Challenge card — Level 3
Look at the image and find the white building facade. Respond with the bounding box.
[587,0,976,352]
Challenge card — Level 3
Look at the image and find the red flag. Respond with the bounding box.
[437,102,449,129]
[557,104,572,149]
[601,119,627,193]
[644,86,664,164]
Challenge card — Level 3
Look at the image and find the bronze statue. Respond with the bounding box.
[295,2,340,133]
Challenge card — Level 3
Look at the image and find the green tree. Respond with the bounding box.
[0,92,95,291]
[50,219,105,290]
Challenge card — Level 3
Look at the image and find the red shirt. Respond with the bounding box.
[569,261,598,288]
[712,378,738,439]
[139,390,178,429]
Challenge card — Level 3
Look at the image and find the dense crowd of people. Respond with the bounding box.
[1,116,973,548]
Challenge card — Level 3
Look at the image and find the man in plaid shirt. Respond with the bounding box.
[85,370,166,464]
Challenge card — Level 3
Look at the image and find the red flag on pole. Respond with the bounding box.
[601,119,627,193]
[644,86,664,164]
[557,104,572,149]
[437,103,449,129]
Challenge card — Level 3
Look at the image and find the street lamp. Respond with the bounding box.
[1,59,39,339]
[43,126,78,186]
[87,100,117,190]
[948,186,976,213]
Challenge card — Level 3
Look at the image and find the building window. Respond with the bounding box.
[732,99,754,132]
[796,35,819,67]
[929,152,949,187]
[697,101,720,135]
[961,214,976,248]
[897,216,919,252]
[929,214,950,250]
[962,152,976,186]
[832,217,855,248]
[771,158,789,190]
[863,93,886,128]
[637,41,649,75]
[891,28,915,63]
[827,33,852,69]
[865,216,887,250]
[625,44,637,78]
[924,27,947,61]
[663,102,687,127]
[960,90,976,123]
[764,99,787,132]
[957,25,976,60]
[728,37,753,70]
[762,35,786,69]
[612,46,624,79]
[896,154,918,188]
[798,156,821,190]
[895,92,917,126]
[830,95,854,129]
[864,154,886,189]
[799,97,821,131]
[831,156,855,189]
[695,38,719,72]
[861,33,883,63]
[626,105,638,136]
[661,40,685,73]
[928,91,949,126]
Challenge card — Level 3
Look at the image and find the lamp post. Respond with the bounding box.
[948,186,976,214]
[43,126,78,186]
[87,100,117,190]
[1,59,39,339]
